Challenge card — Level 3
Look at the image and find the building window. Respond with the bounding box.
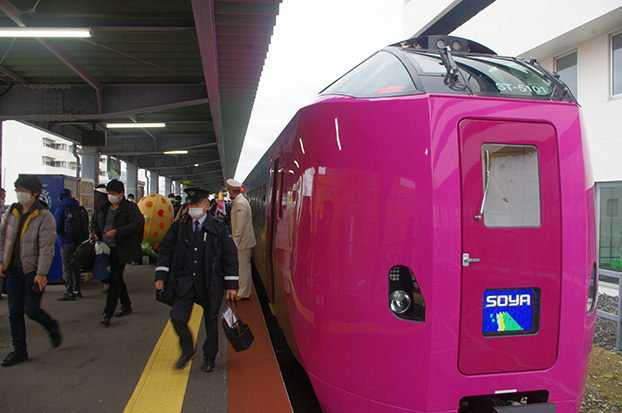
[613,32,622,96]
[41,157,68,168]
[598,182,622,271]
[555,51,578,99]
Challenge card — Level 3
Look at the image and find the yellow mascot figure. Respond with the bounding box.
[137,194,175,253]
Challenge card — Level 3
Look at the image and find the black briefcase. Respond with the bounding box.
[155,288,174,306]
[221,299,254,352]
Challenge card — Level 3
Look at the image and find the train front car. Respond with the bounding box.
[245,36,597,412]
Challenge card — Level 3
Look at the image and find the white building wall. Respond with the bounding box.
[2,121,78,203]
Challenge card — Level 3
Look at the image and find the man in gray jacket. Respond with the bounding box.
[0,175,61,367]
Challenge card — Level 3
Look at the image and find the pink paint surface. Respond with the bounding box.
[264,93,595,412]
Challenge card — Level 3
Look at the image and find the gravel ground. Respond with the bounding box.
[581,293,622,412]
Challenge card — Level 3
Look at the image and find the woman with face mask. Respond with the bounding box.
[0,175,62,366]
[90,179,145,327]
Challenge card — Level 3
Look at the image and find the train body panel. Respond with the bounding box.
[244,36,596,412]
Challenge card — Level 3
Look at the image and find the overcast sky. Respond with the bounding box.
[234,0,403,181]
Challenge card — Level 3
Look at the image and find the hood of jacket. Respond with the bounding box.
[10,198,49,214]
[59,197,80,208]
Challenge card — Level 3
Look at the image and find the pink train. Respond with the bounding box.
[244,36,597,412]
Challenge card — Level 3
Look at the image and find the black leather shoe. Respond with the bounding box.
[49,324,62,348]
[100,315,111,327]
[201,355,215,373]
[114,307,133,317]
[175,354,193,370]
[1,350,28,367]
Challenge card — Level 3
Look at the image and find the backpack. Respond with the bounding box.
[64,205,90,244]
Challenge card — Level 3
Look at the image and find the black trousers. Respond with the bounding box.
[103,248,131,317]
[6,267,58,351]
[170,286,218,359]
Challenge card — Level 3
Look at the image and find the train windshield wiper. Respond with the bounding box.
[439,47,459,83]
[439,47,470,92]
[521,57,578,103]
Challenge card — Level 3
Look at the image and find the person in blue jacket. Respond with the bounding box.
[54,188,82,301]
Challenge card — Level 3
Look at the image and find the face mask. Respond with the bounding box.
[188,207,205,220]
[16,192,33,206]
[108,194,121,204]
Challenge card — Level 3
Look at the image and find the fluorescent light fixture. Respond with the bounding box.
[163,150,188,155]
[194,164,199,167]
[0,28,92,38]
[106,123,166,129]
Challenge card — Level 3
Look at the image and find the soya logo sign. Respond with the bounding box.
[482,289,535,335]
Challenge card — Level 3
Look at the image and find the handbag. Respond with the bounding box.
[71,238,95,270]
[92,241,111,284]
[221,298,254,352]
[155,288,174,306]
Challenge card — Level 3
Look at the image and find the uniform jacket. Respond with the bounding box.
[155,214,239,314]
[54,196,80,245]
[0,200,56,276]
[90,197,144,265]
[230,194,256,250]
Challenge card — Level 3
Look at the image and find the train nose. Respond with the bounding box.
[388,265,425,321]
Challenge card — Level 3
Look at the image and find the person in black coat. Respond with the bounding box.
[90,179,144,327]
[154,187,238,372]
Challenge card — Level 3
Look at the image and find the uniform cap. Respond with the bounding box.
[184,187,210,204]
[226,178,242,189]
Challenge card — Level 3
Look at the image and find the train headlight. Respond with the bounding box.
[390,290,411,314]
[388,265,425,322]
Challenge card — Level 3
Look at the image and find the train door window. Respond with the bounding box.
[320,51,418,98]
[612,32,622,96]
[555,51,578,99]
[480,144,541,228]
[279,170,284,218]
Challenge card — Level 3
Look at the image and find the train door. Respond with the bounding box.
[458,119,561,375]
[266,156,280,302]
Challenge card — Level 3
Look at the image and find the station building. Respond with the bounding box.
[404,0,622,271]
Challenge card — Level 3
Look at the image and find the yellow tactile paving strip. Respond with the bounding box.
[124,304,203,413]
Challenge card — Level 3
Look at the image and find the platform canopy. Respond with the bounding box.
[0,0,281,189]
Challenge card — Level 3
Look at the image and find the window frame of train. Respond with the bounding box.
[479,144,542,228]
[406,52,561,101]
[612,30,622,97]
[320,51,420,98]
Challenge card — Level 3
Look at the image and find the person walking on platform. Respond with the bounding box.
[226,179,256,301]
[55,188,88,301]
[154,187,239,372]
[0,175,62,366]
[91,179,144,327]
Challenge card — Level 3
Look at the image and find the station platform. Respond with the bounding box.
[0,263,293,412]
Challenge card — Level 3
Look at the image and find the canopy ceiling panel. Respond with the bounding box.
[0,0,281,189]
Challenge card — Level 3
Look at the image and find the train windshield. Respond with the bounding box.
[406,52,574,102]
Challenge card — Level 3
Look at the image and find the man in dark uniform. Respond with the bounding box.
[154,187,239,372]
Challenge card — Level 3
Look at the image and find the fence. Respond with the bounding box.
[597,269,622,352]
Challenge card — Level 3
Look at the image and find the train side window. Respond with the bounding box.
[320,51,418,98]
[481,144,541,228]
